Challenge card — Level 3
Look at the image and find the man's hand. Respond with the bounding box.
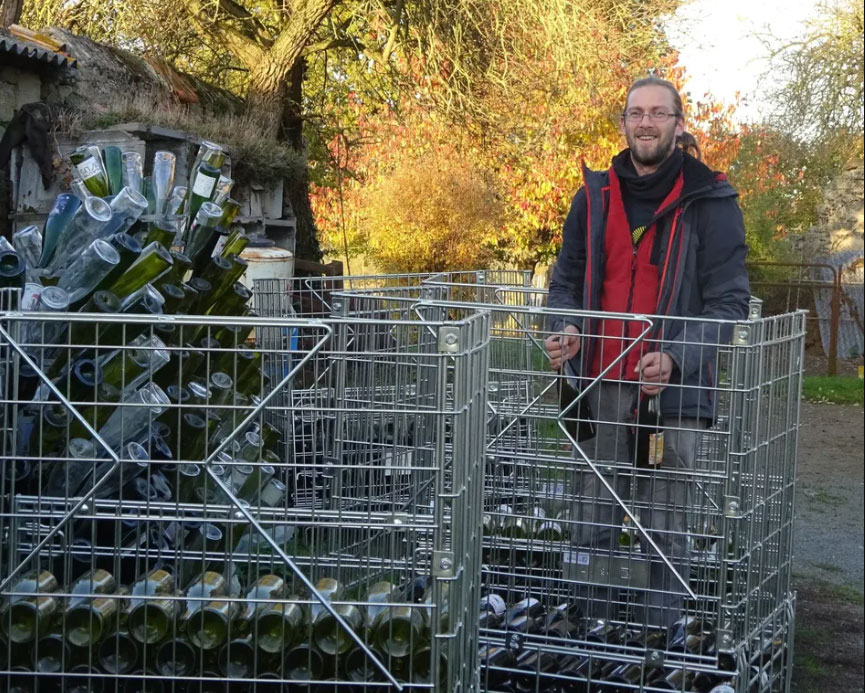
[635,351,674,396]
[545,325,581,371]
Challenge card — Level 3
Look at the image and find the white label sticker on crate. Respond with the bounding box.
[563,548,590,565]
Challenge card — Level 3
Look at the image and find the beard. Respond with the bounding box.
[626,126,677,168]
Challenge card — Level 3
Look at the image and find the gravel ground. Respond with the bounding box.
[792,401,864,692]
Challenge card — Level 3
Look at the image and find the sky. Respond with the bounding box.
[665,0,821,123]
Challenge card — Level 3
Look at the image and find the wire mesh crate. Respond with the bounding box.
[0,290,490,692]
[298,282,804,693]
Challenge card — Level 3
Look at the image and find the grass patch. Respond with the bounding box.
[811,561,844,574]
[801,376,864,405]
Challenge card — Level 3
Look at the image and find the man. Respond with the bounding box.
[544,75,749,628]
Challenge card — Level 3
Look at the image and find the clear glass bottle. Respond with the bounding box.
[57,238,121,305]
[47,196,112,275]
[100,185,149,238]
[11,224,42,278]
[151,151,176,216]
[121,151,143,194]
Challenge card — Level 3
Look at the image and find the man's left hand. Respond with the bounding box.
[635,352,674,396]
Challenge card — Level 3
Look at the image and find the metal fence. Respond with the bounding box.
[0,288,490,692]
[747,261,863,376]
[277,275,804,693]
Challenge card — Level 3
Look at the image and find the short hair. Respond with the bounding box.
[625,75,684,117]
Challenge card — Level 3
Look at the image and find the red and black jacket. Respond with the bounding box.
[547,151,751,421]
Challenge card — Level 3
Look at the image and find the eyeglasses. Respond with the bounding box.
[623,110,679,123]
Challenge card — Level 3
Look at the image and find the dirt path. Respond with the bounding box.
[792,401,864,692]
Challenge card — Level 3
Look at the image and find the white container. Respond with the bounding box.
[239,245,294,289]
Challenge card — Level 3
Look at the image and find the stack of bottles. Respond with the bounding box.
[476,593,782,693]
[0,570,449,689]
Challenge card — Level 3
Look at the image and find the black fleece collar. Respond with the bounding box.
[612,147,684,202]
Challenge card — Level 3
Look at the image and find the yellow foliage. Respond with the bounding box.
[362,150,505,273]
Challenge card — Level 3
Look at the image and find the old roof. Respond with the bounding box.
[0,29,77,70]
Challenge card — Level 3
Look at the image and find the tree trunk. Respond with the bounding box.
[279,57,323,263]
[1,0,23,28]
[244,0,338,136]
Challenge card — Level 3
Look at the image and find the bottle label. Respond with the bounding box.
[481,594,506,616]
[648,432,664,466]
[192,171,218,197]
[211,234,229,257]
[77,158,103,181]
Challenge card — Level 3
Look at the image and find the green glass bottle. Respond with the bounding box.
[97,628,139,675]
[370,596,425,658]
[217,634,256,678]
[102,145,124,195]
[180,571,232,651]
[154,636,198,678]
[126,568,177,645]
[107,241,173,299]
[185,163,220,234]
[91,233,143,297]
[232,574,285,637]
[177,411,208,462]
[68,381,122,440]
[256,598,305,655]
[0,570,59,643]
[98,333,170,394]
[186,201,222,269]
[154,250,192,289]
[35,632,69,673]
[70,145,110,198]
[152,283,182,317]
[63,568,118,647]
[195,254,233,293]
[144,218,177,249]
[0,250,26,291]
[206,281,251,316]
[212,322,254,351]
[210,254,248,303]
[218,227,249,260]
[187,277,213,315]
[176,463,202,503]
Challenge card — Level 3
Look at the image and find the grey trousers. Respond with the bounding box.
[567,381,704,629]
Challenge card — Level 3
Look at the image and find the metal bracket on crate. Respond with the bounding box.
[748,298,763,320]
[724,496,741,518]
[438,326,461,353]
[732,323,752,346]
[432,550,455,577]
[715,627,735,652]
[330,299,350,317]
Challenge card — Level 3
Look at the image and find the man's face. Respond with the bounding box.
[620,85,684,170]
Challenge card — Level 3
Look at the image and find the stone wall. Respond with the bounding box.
[792,160,865,260]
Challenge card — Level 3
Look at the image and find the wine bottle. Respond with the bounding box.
[98,627,139,675]
[57,237,121,305]
[70,145,110,197]
[90,233,142,296]
[107,241,173,299]
[102,145,124,195]
[154,635,198,677]
[165,185,186,216]
[48,197,113,279]
[284,643,324,684]
[121,151,143,193]
[63,568,118,647]
[11,224,41,278]
[218,227,249,260]
[98,333,170,395]
[184,163,220,234]
[0,570,59,643]
[43,437,97,497]
[39,193,81,268]
[35,632,70,674]
[216,634,257,678]
[212,175,234,206]
[210,253,248,303]
[207,281,252,316]
[180,570,234,650]
[97,382,170,449]
[255,598,305,655]
[186,201,223,269]
[102,186,149,238]
[369,600,424,658]
[144,217,177,249]
[126,567,177,644]
[151,151,176,216]
[0,249,26,290]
